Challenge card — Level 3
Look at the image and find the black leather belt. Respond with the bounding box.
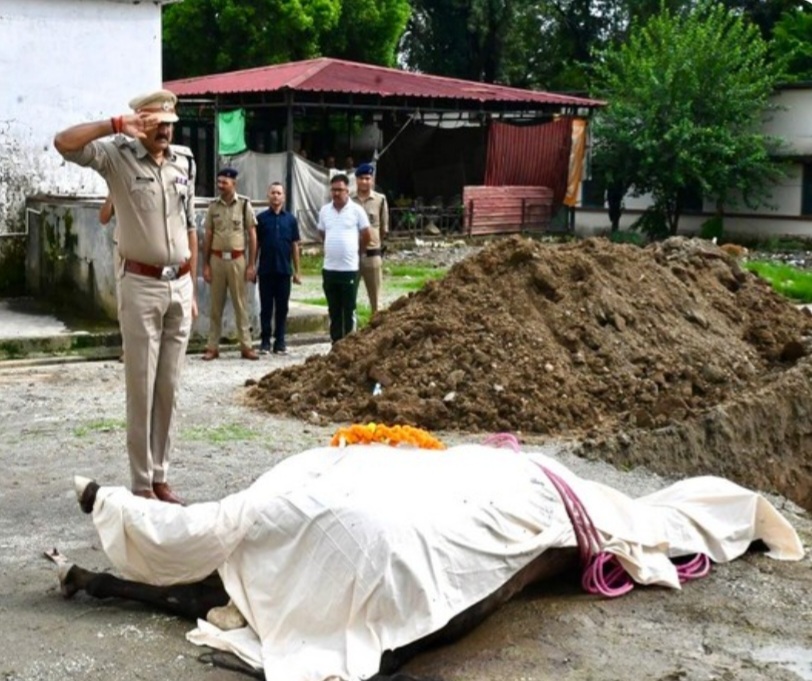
[124,260,191,280]
[365,249,382,257]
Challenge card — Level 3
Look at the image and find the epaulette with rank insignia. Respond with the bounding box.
[171,144,194,158]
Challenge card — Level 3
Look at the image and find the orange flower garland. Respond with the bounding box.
[330,423,446,450]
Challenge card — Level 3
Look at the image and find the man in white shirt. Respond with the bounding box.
[318,173,371,342]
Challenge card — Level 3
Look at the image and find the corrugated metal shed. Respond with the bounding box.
[165,57,603,109]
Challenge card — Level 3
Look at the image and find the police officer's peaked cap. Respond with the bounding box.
[128,89,179,123]
[355,163,375,177]
[217,167,239,179]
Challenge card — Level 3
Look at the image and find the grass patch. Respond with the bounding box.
[301,296,327,307]
[356,304,371,329]
[183,424,259,443]
[74,418,126,437]
[299,252,323,276]
[384,263,446,278]
[746,260,812,303]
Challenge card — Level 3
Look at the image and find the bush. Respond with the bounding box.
[609,230,645,246]
[631,208,669,240]
[699,216,724,241]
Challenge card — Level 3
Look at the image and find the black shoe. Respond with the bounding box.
[259,343,271,355]
[273,346,288,355]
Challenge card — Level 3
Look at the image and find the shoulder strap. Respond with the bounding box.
[242,196,251,226]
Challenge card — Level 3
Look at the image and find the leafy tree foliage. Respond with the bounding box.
[590,2,786,236]
[321,0,411,67]
[162,0,410,80]
[400,0,523,83]
[771,7,812,81]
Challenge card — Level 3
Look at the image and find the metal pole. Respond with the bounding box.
[285,92,295,214]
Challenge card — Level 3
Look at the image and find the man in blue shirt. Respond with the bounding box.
[255,182,301,354]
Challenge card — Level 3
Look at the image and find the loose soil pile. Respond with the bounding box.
[247,236,812,509]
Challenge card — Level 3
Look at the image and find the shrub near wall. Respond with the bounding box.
[0,233,27,296]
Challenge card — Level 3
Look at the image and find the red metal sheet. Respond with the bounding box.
[164,58,604,108]
[462,186,553,235]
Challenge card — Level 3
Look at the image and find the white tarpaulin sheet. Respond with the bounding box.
[219,152,357,242]
[88,444,803,681]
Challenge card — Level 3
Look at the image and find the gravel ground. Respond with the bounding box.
[1,348,811,681]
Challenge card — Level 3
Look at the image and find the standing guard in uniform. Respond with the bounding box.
[201,168,259,361]
[54,89,197,505]
[351,163,389,315]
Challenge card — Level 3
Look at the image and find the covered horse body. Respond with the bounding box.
[79,444,802,681]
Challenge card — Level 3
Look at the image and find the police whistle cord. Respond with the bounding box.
[483,433,711,598]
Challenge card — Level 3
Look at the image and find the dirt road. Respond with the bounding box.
[1,349,811,681]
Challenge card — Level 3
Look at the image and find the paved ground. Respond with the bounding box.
[0,350,811,681]
[1,244,812,681]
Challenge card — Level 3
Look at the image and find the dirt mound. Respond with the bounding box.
[247,235,812,508]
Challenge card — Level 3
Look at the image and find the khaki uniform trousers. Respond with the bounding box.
[119,272,193,492]
[207,254,251,348]
[359,254,383,314]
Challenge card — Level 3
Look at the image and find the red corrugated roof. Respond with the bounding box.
[164,58,603,108]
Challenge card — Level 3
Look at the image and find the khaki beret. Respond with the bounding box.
[128,89,179,123]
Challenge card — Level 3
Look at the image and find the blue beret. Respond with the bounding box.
[355,163,375,177]
[218,167,239,179]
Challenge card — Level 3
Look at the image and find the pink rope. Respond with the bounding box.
[483,432,712,597]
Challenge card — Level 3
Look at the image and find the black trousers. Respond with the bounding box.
[258,272,292,350]
[322,269,358,342]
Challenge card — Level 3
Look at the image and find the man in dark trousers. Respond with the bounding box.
[318,174,370,343]
[255,182,301,355]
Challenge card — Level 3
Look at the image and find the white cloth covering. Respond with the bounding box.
[90,445,804,681]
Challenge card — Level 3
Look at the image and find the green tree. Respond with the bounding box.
[400,0,527,83]
[771,7,812,81]
[162,0,410,80]
[590,2,786,236]
[321,0,411,67]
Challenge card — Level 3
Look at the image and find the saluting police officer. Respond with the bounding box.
[201,168,259,361]
[54,89,197,506]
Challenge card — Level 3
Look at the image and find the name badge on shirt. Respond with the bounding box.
[175,177,189,186]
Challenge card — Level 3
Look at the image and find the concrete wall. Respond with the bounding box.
[25,197,260,341]
[0,0,169,233]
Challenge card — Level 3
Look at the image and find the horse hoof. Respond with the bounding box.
[58,564,81,599]
[74,476,99,514]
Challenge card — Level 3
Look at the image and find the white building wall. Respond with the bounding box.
[0,0,169,232]
[576,85,812,237]
[763,87,812,157]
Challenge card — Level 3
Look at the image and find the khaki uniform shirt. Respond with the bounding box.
[204,194,257,251]
[61,137,195,266]
[351,191,389,250]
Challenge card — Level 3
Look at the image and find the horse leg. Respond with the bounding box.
[61,564,229,621]
[371,546,580,680]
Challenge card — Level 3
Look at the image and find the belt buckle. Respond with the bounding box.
[160,265,179,281]
[222,251,232,261]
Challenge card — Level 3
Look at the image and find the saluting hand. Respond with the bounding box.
[120,112,161,139]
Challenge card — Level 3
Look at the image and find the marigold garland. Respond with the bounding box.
[330,422,446,450]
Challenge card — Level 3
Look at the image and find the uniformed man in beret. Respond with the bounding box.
[201,168,258,360]
[351,163,389,315]
[54,89,197,505]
